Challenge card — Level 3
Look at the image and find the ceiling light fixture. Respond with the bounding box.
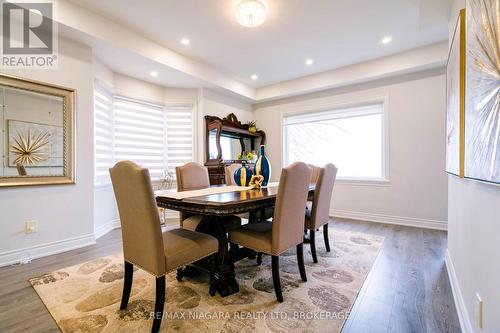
[235,0,267,27]
[382,36,392,44]
[251,74,258,80]
[181,38,190,45]
[150,71,159,77]
[305,58,314,66]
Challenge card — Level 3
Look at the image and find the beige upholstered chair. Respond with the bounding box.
[175,162,241,231]
[175,162,210,231]
[305,164,338,263]
[228,162,312,302]
[308,164,321,184]
[110,161,219,333]
[224,163,242,185]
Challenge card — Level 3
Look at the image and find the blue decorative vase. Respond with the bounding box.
[255,145,271,186]
[234,164,253,186]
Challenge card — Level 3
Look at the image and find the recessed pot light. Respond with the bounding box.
[305,58,314,66]
[150,71,159,77]
[251,74,258,80]
[382,36,392,44]
[181,38,190,45]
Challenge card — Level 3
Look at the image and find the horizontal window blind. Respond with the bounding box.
[94,83,114,185]
[165,105,194,171]
[114,97,165,180]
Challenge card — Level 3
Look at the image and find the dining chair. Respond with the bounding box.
[175,162,241,232]
[110,161,219,333]
[224,163,242,185]
[305,163,338,263]
[228,162,312,302]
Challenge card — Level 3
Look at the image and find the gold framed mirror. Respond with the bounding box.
[0,74,75,187]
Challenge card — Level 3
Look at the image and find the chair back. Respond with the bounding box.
[225,163,242,185]
[271,162,312,255]
[310,164,338,228]
[308,164,321,184]
[109,161,165,276]
[176,162,210,191]
[175,162,210,223]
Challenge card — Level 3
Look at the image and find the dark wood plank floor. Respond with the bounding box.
[0,218,461,333]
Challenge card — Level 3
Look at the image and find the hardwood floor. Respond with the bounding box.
[0,218,461,333]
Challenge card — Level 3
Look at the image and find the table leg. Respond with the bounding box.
[211,216,239,297]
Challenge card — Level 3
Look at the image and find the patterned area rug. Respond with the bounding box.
[30,230,383,333]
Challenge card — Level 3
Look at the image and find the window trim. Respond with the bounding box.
[281,96,390,185]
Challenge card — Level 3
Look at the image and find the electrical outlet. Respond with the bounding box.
[25,220,38,234]
[476,293,483,330]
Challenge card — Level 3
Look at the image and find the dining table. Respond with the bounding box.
[155,183,315,297]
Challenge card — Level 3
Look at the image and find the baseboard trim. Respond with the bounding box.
[445,249,473,333]
[94,218,121,240]
[0,233,96,268]
[330,209,448,230]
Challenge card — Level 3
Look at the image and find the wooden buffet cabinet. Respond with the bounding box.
[204,113,266,185]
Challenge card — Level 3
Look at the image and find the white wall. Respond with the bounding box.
[0,38,95,265]
[446,1,500,332]
[254,69,448,229]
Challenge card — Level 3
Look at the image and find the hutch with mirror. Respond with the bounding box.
[205,113,265,184]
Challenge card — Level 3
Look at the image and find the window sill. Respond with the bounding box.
[336,178,391,187]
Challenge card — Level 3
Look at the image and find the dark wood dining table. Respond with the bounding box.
[156,184,315,297]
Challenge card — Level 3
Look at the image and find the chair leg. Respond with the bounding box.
[120,261,133,310]
[323,223,331,252]
[176,268,184,281]
[310,229,318,263]
[256,252,263,265]
[271,256,284,303]
[151,275,166,333]
[296,243,307,282]
[209,255,217,296]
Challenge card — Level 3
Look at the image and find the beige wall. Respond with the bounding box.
[446,1,500,332]
[254,69,448,228]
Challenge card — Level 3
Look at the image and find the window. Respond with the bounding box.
[165,104,195,171]
[283,103,387,181]
[113,97,166,180]
[93,83,195,185]
[94,83,114,185]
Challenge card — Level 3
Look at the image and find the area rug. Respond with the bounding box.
[30,230,383,333]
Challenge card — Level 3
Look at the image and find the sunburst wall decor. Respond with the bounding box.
[465,0,500,184]
[10,129,50,166]
[7,120,64,168]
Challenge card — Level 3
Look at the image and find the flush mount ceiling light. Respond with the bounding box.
[235,0,266,27]
[382,36,392,44]
[181,38,190,45]
[251,74,258,80]
[305,58,314,66]
[150,71,159,77]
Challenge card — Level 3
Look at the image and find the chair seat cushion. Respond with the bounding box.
[163,228,218,272]
[182,215,242,231]
[228,221,273,255]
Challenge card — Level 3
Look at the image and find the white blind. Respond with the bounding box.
[114,97,165,180]
[165,104,194,172]
[94,83,114,185]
